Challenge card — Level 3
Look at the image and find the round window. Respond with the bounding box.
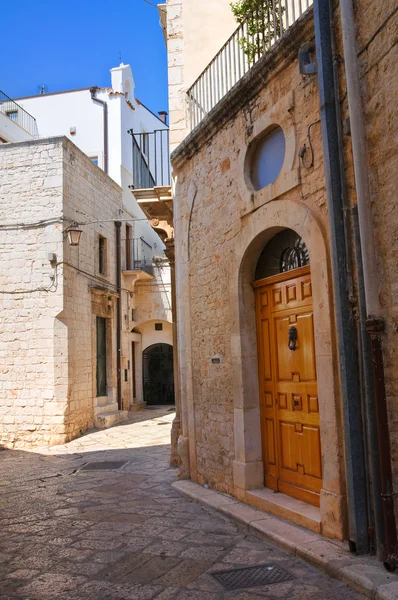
[250,126,286,191]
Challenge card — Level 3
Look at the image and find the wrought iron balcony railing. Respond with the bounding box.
[128,129,170,189]
[0,90,38,137]
[187,0,313,131]
[124,237,154,275]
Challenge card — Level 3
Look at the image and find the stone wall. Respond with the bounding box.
[352,1,398,485]
[0,138,65,447]
[171,15,337,494]
[168,0,398,535]
[61,138,122,439]
[0,136,123,447]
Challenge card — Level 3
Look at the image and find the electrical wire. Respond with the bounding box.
[299,120,321,169]
[0,217,67,231]
[0,264,59,295]
[0,216,155,231]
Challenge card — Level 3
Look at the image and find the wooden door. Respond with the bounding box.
[254,265,322,507]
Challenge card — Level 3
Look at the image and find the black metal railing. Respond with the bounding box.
[125,237,154,275]
[128,129,170,189]
[0,90,38,137]
[187,0,313,131]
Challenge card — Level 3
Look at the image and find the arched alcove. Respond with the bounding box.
[142,343,175,405]
[227,200,346,540]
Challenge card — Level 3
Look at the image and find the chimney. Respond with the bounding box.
[158,111,168,125]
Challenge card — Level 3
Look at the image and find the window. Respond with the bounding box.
[98,235,107,275]
[126,224,132,270]
[96,317,107,397]
[90,156,99,166]
[255,229,310,280]
[6,110,18,123]
[155,323,163,331]
[250,125,286,191]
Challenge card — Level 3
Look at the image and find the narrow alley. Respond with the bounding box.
[0,408,366,599]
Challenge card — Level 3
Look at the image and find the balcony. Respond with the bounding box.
[187,0,313,131]
[0,90,38,139]
[122,237,155,290]
[127,129,170,190]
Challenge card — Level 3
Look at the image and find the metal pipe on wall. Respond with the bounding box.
[313,0,369,554]
[90,87,109,175]
[328,0,384,559]
[115,221,122,411]
[339,0,397,570]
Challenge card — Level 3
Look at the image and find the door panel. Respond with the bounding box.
[255,266,322,507]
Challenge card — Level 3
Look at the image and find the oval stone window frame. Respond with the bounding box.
[249,125,286,191]
[237,91,299,217]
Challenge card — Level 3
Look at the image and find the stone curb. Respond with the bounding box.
[172,480,398,599]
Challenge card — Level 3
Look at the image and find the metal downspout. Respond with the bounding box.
[90,87,109,175]
[115,221,122,411]
[328,0,384,558]
[339,0,397,570]
[313,0,369,554]
[352,207,386,559]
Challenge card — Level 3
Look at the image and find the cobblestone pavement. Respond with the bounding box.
[0,407,366,599]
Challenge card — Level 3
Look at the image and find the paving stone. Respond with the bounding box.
[119,555,183,584]
[0,408,370,600]
[76,580,162,600]
[15,573,87,598]
[155,559,215,586]
[180,545,228,562]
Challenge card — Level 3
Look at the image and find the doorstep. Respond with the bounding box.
[245,487,321,534]
[172,480,398,599]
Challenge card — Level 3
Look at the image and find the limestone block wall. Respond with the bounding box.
[0,139,65,447]
[171,16,337,493]
[0,136,124,447]
[120,260,173,408]
[61,138,123,439]
[350,1,398,485]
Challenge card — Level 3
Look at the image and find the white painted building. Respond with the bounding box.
[0,89,38,143]
[1,64,174,419]
[17,63,169,245]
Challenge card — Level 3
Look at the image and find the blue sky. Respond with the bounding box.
[0,0,168,114]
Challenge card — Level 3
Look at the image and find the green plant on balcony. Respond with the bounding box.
[230,0,285,64]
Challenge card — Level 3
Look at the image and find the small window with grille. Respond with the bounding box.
[155,323,163,331]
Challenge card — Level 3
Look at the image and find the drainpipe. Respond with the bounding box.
[328,1,384,559]
[313,0,369,554]
[90,87,109,175]
[339,0,397,570]
[115,221,122,410]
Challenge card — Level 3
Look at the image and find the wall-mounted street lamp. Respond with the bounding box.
[64,223,83,246]
[63,214,151,248]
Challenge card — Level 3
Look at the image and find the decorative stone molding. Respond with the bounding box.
[237,91,299,216]
[229,199,346,541]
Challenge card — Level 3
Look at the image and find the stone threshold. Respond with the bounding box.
[245,487,321,534]
[172,480,398,599]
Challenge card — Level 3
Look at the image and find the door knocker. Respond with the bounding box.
[288,326,298,351]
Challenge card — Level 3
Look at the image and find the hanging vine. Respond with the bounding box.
[230,0,285,64]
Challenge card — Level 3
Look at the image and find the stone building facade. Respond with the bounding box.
[0,136,173,447]
[164,0,398,561]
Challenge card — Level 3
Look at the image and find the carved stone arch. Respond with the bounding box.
[228,198,345,541]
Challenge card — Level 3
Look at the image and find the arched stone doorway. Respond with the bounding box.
[228,200,346,541]
[253,229,322,507]
[143,343,175,405]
